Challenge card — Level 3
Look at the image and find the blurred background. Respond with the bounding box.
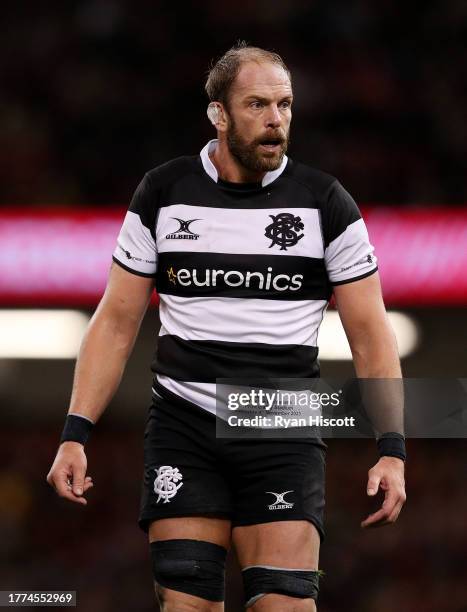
[0,1,466,611]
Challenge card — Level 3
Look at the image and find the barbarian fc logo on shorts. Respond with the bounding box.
[265,213,304,251]
[153,465,183,503]
[266,490,294,510]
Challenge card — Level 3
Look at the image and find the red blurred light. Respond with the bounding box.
[0,207,465,307]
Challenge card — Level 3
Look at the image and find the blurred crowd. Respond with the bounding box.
[1,430,466,612]
[1,4,466,610]
[1,1,466,207]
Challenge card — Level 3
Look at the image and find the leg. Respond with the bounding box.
[140,394,234,610]
[149,516,231,612]
[233,520,321,611]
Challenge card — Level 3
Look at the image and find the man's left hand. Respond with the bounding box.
[361,456,406,528]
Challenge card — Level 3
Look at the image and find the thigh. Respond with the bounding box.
[225,438,325,610]
[142,395,233,610]
[149,516,231,548]
[233,521,320,611]
[232,519,320,569]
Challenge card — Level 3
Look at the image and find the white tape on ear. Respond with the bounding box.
[207,103,220,126]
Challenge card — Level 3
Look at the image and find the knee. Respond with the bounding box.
[243,566,320,610]
[249,594,316,612]
[150,539,226,610]
[155,583,222,612]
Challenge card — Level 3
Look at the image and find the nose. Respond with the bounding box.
[265,104,282,128]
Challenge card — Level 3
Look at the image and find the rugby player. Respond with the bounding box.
[47,43,406,611]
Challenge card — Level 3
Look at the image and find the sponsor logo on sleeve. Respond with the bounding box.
[119,245,155,264]
[340,253,374,272]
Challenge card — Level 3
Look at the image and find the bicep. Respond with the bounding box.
[97,261,155,326]
[333,272,389,345]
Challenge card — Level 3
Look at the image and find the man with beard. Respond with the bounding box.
[47,43,406,611]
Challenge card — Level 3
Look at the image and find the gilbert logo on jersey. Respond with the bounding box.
[166,218,201,240]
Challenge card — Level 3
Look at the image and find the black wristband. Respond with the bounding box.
[377,432,406,462]
[60,414,94,445]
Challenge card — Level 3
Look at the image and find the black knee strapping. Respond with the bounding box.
[150,539,227,602]
[242,565,320,608]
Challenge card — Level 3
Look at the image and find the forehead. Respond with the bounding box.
[231,61,292,100]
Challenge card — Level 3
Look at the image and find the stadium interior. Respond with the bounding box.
[1,2,466,611]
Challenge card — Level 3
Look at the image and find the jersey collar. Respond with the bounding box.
[200,139,288,188]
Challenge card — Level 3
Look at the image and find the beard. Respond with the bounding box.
[226,117,289,173]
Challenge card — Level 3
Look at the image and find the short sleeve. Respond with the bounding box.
[322,181,378,285]
[112,173,158,277]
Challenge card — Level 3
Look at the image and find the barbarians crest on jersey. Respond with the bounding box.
[265,213,304,251]
[166,218,201,240]
[153,465,183,503]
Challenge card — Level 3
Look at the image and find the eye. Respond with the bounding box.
[250,100,264,109]
[280,100,291,109]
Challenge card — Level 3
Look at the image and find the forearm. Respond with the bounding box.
[350,317,401,379]
[350,319,404,436]
[334,273,405,451]
[68,308,141,423]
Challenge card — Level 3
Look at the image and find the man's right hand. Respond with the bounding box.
[46,441,93,505]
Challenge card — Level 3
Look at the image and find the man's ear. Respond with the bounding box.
[207,102,228,132]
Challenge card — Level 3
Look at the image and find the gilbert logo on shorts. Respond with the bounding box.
[266,490,294,510]
[153,465,183,503]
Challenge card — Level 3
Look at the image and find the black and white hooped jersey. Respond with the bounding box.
[113,139,378,414]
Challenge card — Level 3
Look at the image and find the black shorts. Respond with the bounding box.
[139,386,327,541]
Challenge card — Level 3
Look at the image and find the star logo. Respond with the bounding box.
[167,266,177,285]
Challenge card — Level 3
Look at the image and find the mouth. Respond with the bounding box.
[258,138,283,153]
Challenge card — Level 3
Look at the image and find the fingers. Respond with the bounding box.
[69,475,94,492]
[362,482,406,528]
[386,489,406,523]
[46,448,94,506]
[366,471,382,497]
[55,473,94,505]
[71,462,86,497]
[83,476,94,492]
[362,458,406,528]
[386,502,403,524]
[361,492,397,528]
[51,468,89,505]
[361,507,388,528]
[66,476,94,504]
[361,503,403,528]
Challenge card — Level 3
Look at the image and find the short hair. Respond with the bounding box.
[205,41,291,107]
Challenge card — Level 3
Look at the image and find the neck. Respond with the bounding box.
[209,137,266,184]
